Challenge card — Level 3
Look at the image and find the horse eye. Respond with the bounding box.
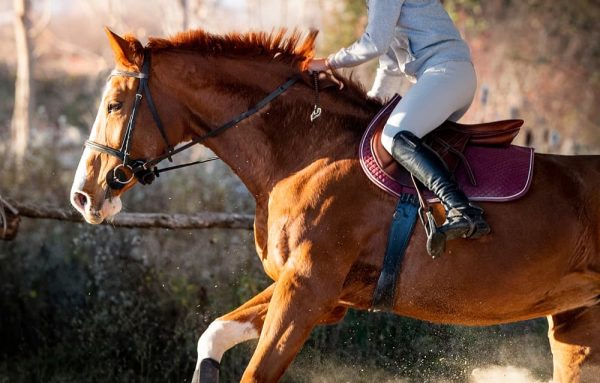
[107,102,123,113]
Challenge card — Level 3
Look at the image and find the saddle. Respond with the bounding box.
[366,95,535,310]
[360,95,534,202]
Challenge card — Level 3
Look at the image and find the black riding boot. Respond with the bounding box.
[390,131,490,255]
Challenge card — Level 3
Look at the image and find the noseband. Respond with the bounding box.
[84,51,300,191]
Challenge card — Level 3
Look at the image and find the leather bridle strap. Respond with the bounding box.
[84,50,301,187]
[84,52,173,167]
[110,53,173,162]
[143,75,301,169]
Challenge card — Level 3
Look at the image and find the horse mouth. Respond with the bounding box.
[83,211,105,225]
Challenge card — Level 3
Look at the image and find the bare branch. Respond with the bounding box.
[29,0,52,38]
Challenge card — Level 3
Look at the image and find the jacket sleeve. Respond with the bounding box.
[328,0,404,69]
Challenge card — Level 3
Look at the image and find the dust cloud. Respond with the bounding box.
[470,365,551,383]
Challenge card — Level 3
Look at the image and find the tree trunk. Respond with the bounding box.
[180,0,188,31]
[11,0,33,166]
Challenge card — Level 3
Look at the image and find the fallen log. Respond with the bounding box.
[0,198,254,241]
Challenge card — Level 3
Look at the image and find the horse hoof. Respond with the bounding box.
[198,358,220,383]
[427,231,446,258]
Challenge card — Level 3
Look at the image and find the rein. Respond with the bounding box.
[84,51,301,190]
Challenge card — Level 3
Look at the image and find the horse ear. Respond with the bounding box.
[104,27,143,68]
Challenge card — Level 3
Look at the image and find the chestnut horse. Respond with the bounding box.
[70,28,600,383]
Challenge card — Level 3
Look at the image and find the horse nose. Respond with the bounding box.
[71,191,90,213]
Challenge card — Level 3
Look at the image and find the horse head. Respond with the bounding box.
[71,29,185,224]
[71,27,365,224]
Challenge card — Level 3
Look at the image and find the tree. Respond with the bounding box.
[11,0,34,166]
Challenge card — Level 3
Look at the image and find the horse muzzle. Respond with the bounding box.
[70,189,122,224]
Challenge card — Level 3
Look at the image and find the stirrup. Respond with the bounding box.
[420,206,490,258]
[419,207,446,258]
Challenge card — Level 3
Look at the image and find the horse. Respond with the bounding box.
[70,28,600,383]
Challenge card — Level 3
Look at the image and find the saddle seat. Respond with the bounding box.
[360,94,534,202]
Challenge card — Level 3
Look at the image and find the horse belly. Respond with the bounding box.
[389,194,598,325]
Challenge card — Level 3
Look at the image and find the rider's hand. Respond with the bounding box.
[307,58,331,73]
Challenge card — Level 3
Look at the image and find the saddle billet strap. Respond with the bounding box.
[427,135,477,186]
[371,193,420,312]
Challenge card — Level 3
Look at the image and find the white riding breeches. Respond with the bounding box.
[380,60,477,154]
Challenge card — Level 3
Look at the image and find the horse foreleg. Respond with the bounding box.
[240,265,347,383]
[192,283,275,383]
[548,304,600,383]
[192,281,348,383]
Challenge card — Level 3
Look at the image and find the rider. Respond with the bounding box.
[308,0,490,250]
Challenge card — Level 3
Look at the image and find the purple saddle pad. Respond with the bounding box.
[359,117,534,203]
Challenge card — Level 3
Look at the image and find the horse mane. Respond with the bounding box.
[147,29,317,70]
[143,29,376,106]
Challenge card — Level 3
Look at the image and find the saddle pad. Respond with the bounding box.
[359,111,535,203]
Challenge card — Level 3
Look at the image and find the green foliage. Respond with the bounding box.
[444,0,486,31]
[0,223,195,382]
[319,0,367,55]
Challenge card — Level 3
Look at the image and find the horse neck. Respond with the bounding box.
[155,51,375,200]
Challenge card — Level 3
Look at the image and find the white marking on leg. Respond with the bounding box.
[195,320,259,369]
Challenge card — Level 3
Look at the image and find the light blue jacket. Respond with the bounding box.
[327,0,471,81]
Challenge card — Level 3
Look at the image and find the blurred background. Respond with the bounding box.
[0,0,598,382]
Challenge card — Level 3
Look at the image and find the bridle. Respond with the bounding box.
[84,50,301,191]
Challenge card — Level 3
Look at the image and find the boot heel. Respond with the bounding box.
[468,218,491,239]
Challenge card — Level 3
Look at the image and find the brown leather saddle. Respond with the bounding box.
[370,95,524,187]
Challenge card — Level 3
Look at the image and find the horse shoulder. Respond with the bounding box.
[258,157,391,281]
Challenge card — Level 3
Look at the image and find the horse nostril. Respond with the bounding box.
[73,192,89,211]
